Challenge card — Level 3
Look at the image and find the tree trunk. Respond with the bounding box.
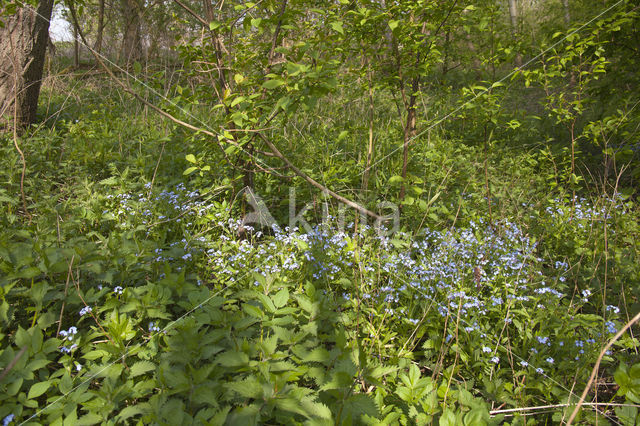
[120,0,142,64]
[0,0,54,128]
[95,0,105,53]
[508,0,522,67]
[73,24,79,68]
[561,0,571,26]
[399,94,416,202]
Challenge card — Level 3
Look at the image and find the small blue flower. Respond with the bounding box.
[546,357,554,364]
[605,321,617,334]
[536,367,544,374]
[2,414,15,426]
[520,360,528,367]
[79,306,92,316]
[114,286,123,295]
[491,356,500,364]
[482,346,492,353]
[537,336,549,345]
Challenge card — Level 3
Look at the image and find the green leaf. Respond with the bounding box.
[98,176,118,186]
[76,413,103,425]
[388,175,404,185]
[231,96,245,107]
[275,96,291,111]
[133,61,142,74]
[215,351,249,367]
[129,361,156,378]
[440,408,457,426]
[185,154,197,164]
[614,405,637,426]
[183,167,198,176]
[464,408,488,426]
[388,20,400,31]
[257,294,277,313]
[243,303,264,318]
[117,405,147,422]
[28,380,51,399]
[209,21,221,30]
[224,378,262,398]
[262,79,285,90]
[272,288,289,308]
[342,394,379,420]
[331,21,344,35]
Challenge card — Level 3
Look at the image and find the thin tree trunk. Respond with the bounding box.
[94,0,105,53]
[120,0,142,64]
[0,0,55,128]
[362,49,375,194]
[73,24,79,68]
[399,93,416,202]
[508,0,523,67]
[561,0,571,26]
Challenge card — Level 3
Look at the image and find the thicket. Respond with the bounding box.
[1,0,639,424]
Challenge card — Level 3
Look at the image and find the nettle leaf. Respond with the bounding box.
[224,377,262,399]
[243,303,264,318]
[439,408,458,426]
[260,335,278,355]
[295,295,314,314]
[256,294,277,313]
[215,351,249,367]
[341,394,379,421]
[300,347,331,363]
[275,396,331,420]
[272,288,289,308]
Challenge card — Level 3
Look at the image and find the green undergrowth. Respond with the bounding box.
[0,75,639,425]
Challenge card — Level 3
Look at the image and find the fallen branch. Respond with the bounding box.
[491,402,640,416]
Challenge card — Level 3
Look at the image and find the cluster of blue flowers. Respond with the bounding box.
[101,184,623,376]
[59,326,78,353]
[105,182,216,229]
[200,212,622,375]
[544,193,627,225]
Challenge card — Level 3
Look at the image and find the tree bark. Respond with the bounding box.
[561,0,571,26]
[94,0,105,53]
[119,0,142,64]
[73,23,79,68]
[0,0,54,128]
[508,0,523,67]
[399,95,416,202]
